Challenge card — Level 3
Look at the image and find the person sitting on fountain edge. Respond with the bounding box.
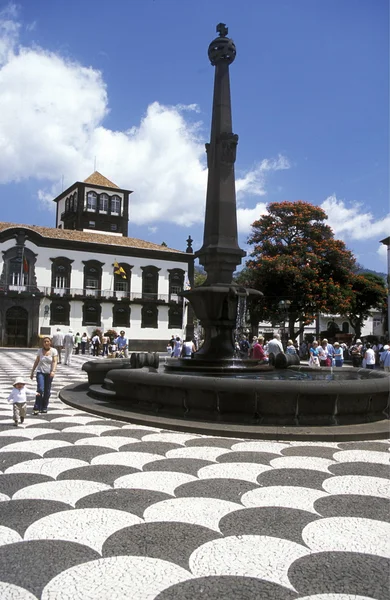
[267,333,284,357]
[252,336,268,362]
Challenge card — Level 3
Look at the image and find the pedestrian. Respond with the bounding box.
[81,332,88,355]
[51,327,64,364]
[380,345,390,372]
[252,336,267,361]
[63,329,75,366]
[350,339,363,368]
[267,333,284,357]
[319,340,331,367]
[239,336,250,359]
[286,340,297,355]
[102,334,109,356]
[172,336,182,357]
[7,376,38,426]
[114,331,129,358]
[91,333,100,357]
[75,332,81,355]
[309,340,321,368]
[333,342,344,367]
[181,336,196,358]
[168,335,175,357]
[364,343,376,370]
[30,337,58,414]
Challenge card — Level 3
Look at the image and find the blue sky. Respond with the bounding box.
[0,0,388,271]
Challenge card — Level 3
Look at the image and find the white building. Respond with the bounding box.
[0,172,193,350]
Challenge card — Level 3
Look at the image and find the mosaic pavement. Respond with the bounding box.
[0,349,388,600]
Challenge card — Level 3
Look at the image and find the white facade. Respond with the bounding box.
[0,225,191,350]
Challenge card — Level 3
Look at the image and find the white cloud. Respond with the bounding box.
[0,3,19,65]
[0,9,289,228]
[321,195,390,241]
[377,243,388,264]
[236,155,290,198]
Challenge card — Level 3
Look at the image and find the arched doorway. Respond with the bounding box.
[6,306,28,346]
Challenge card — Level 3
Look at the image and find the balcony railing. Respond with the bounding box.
[0,284,184,304]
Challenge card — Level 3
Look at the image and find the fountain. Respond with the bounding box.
[61,24,389,439]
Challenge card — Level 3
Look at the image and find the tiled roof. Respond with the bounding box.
[0,222,186,254]
[83,171,119,189]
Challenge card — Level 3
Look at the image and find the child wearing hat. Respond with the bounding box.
[7,377,38,426]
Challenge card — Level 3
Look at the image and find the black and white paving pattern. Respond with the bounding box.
[0,350,388,599]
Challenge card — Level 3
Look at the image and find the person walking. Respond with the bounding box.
[333,342,344,367]
[114,331,129,358]
[91,333,101,357]
[63,329,75,366]
[181,337,196,358]
[286,340,297,355]
[81,333,88,355]
[350,339,363,368]
[380,345,390,372]
[74,332,82,355]
[364,343,376,370]
[7,377,38,426]
[102,334,109,356]
[30,337,58,414]
[51,328,64,364]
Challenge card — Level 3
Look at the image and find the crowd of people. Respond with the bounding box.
[6,328,390,427]
[235,333,390,371]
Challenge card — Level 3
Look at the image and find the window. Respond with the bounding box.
[73,194,78,211]
[113,264,132,297]
[83,261,103,297]
[113,305,130,327]
[86,278,99,289]
[87,191,97,211]
[168,269,184,302]
[111,224,118,231]
[51,257,72,294]
[168,306,183,329]
[141,266,160,299]
[82,302,101,326]
[373,318,382,328]
[50,301,70,326]
[99,194,109,213]
[88,221,95,228]
[342,321,350,333]
[141,304,158,328]
[65,198,70,212]
[8,259,27,287]
[111,195,121,215]
[114,280,128,292]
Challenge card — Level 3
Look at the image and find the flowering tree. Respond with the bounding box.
[245,201,356,339]
[344,273,387,339]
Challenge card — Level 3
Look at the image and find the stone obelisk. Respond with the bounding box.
[196,22,245,284]
[180,24,262,361]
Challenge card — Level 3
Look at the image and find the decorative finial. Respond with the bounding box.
[186,235,194,254]
[216,23,228,38]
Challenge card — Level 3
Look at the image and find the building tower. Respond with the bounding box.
[53,171,132,237]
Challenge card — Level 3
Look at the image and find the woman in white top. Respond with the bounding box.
[30,337,58,414]
[172,337,182,358]
[181,337,196,358]
[364,343,376,370]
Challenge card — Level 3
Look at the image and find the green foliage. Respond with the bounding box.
[194,266,207,287]
[246,201,356,338]
[344,272,387,338]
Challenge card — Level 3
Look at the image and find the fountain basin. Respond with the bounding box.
[90,365,389,427]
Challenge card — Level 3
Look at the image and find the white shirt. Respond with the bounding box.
[7,386,36,404]
[52,332,63,347]
[36,348,58,374]
[365,348,376,365]
[267,339,284,355]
